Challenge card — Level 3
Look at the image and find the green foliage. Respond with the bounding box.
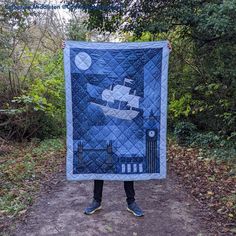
[1,49,65,140]
[66,16,88,40]
[14,51,65,116]
[174,121,197,145]
[128,32,155,42]
[195,139,236,162]
[0,0,93,141]
[190,132,221,148]
[173,127,236,161]
[169,94,192,119]
[32,138,65,156]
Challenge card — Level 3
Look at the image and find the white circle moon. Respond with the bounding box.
[75,52,92,70]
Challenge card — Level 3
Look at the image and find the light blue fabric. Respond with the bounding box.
[64,41,170,181]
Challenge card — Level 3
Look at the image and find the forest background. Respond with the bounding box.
[0,0,235,233]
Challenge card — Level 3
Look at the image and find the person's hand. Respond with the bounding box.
[168,42,172,52]
[61,40,65,49]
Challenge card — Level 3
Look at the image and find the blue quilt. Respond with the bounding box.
[64,41,170,181]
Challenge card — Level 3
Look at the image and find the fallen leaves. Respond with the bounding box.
[207,191,214,196]
[168,141,236,233]
[105,225,113,232]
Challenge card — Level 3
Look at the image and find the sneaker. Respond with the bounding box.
[127,202,144,217]
[84,199,102,215]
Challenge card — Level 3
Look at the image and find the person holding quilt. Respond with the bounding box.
[62,40,172,217]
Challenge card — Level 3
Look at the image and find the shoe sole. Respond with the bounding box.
[127,207,144,217]
[84,206,102,215]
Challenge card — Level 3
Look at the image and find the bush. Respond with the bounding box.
[202,147,236,161]
[189,132,221,148]
[174,121,197,145]
[0,51,65,141]
[173,129,236,161]
[35,114,65,140]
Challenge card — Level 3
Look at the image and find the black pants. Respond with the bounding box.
[93,180,135,205]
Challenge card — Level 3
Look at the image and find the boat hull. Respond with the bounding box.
[91,102,139,120]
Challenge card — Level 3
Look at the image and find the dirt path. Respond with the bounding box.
[11,171,213,236]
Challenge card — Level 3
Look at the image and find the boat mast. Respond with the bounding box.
[130,90,136,110]
[118,80,127,109]
[106,84,113,107]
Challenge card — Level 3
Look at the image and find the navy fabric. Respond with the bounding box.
[64,41,170,181]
